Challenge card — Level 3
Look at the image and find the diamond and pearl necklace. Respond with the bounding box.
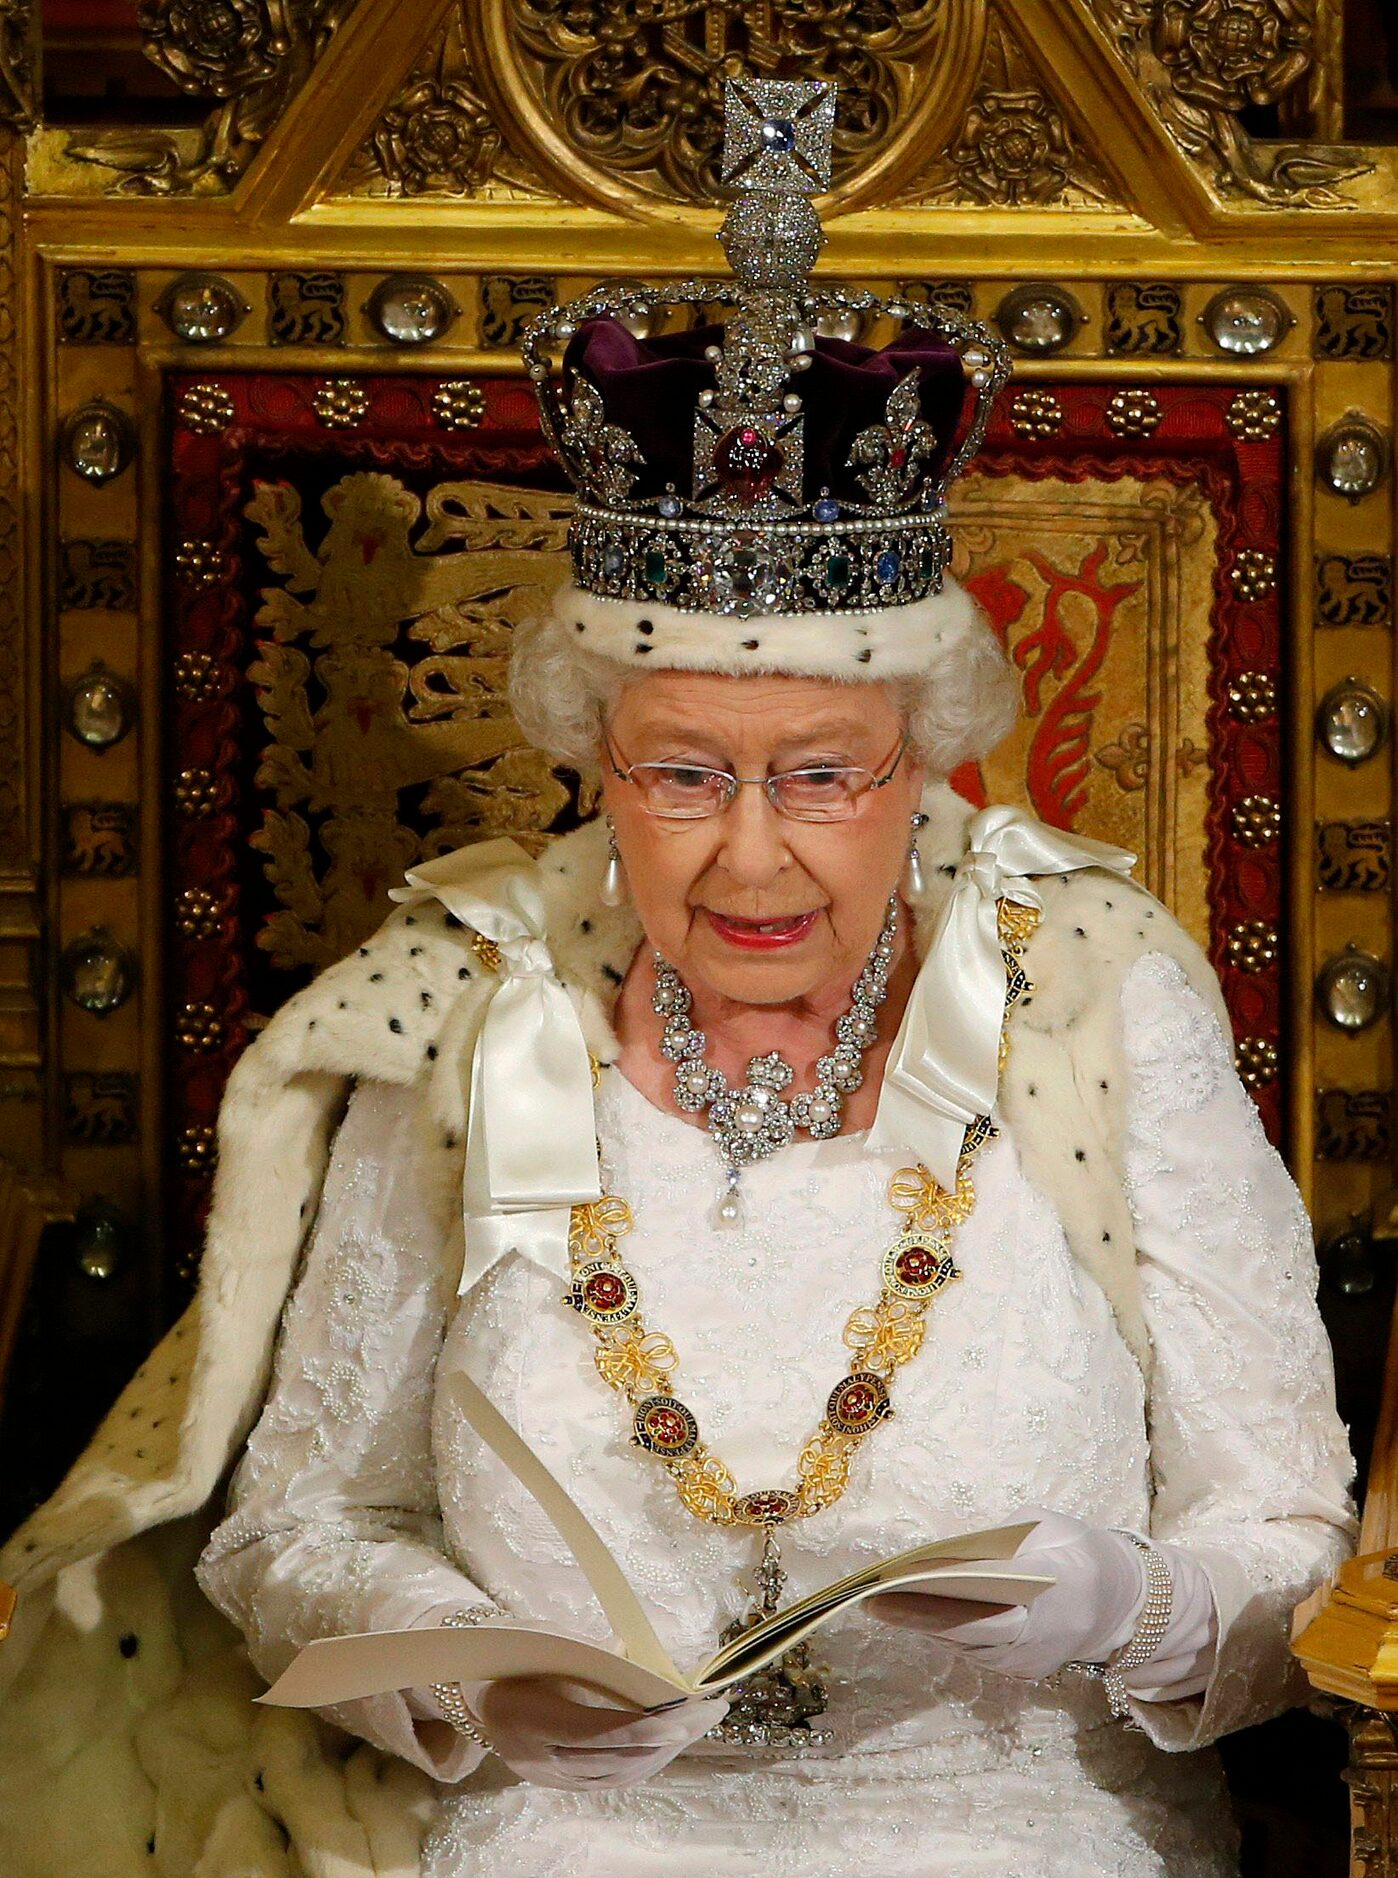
[652,892,899,1226]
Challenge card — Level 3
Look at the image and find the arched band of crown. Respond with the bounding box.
[522,283,1010,623]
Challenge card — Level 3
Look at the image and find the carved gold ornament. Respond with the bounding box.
[1228,671,1278,720]
[1227,389,1282,440]
[244,472,574,969]
[1010,390,1064,438]
[1088,0,1369,206]
[1227,921,1279,972]
[177,382,235,435]
[1231,794,1282,846]
[1235,1035,1279,1088]
[1229,549,1277,601]
[313,379,369,429]
[66,0,355,196]
[432,380,487,430]
[1107,389,1162,437]
[490,0,988,213]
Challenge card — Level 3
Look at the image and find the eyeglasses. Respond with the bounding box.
[603,727,909,823]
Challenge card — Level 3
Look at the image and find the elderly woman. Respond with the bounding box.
[0,81,1354,1878]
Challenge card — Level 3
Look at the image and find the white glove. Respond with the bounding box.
[458,1677,729,1791]
[868,1506,1217,1699]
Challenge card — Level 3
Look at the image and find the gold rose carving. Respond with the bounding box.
[66,0,355,196]
[900,16,1117,209]
[342,4,553,200]
[1088,0,1370,205]
[244,471,576,970]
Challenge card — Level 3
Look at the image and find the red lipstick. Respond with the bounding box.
[705,909,820,951]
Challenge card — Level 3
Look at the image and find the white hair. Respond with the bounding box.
[508,601,1020,778]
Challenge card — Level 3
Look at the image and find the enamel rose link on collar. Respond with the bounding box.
[654,890,900,1228]
[563,897,1041,1748]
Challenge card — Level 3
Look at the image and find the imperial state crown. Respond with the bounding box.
[523,77,1010,628]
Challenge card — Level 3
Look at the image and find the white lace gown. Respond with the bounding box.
[198,951,1357,1877]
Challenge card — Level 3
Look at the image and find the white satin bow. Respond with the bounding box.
[390,840,602,1290]
[868,805,1137,1189]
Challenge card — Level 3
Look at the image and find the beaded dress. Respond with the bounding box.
[197,950,1356,1878]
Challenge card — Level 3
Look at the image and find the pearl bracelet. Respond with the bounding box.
[430,1604,499,1751]
[1068,1532,1174,1722]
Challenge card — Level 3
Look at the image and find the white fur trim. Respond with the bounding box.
[550,577,982,679]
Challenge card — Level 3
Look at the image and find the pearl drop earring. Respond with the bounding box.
[600,823,626,907]
[903,811,929,899]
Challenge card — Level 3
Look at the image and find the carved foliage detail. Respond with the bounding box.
[902,14,1116,209]
[511,0,954,203]
[344,4,551,199]
[1088,0,1370,206]
[66,0,355,195]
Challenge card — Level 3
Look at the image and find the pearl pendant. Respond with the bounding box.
[715,1171,743,1229]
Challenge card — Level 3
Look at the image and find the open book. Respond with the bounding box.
[261,1373,1053,1714]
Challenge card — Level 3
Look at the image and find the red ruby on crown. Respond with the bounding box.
[827,1371,891,1435]
[714,424,784,504]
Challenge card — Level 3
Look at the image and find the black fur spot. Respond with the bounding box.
[337,1000,347,1010]
[743,639,760,651]
[410,946,423,957]
[637,619,654,635]
[1075,1149,1087,1162]
[254,1772,265,1792]
[119,1633,139,1658]
[445,1132,459,1150]
[445,912,463,930]
[458,966,471,979]
[580,918,593,934]
[307,1019,316,1030]
[420,990,432,1006]
[426,1044,438,1061]
[405,915,416,925]
[1027,1084,1036,1096]
[389,1017,403,1033]
[575,621,585,632]
[1102,1231,1112,1244]
[147,1836,156,1855]
[370,971,383,982]
[854,650,872,663]
[634,643,653,655]
[358,947,370,957]
[1074,927,1085,937]
[1100,1079,1109,1090]
[602,963,623,986]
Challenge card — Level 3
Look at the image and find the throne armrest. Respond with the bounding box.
[1295,1265,1398,1708]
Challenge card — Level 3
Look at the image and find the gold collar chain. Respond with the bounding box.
[562,897,1041,1537]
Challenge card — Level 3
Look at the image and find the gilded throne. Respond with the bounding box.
[2,2,1398,1873]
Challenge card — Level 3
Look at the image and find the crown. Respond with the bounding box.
[523,78,1010,624]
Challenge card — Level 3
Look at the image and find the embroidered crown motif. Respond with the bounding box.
[523,77,1010,621]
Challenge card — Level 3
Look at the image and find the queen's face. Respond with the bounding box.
[599,670,926,1008]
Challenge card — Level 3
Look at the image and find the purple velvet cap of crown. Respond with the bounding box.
[560,317,968,507]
